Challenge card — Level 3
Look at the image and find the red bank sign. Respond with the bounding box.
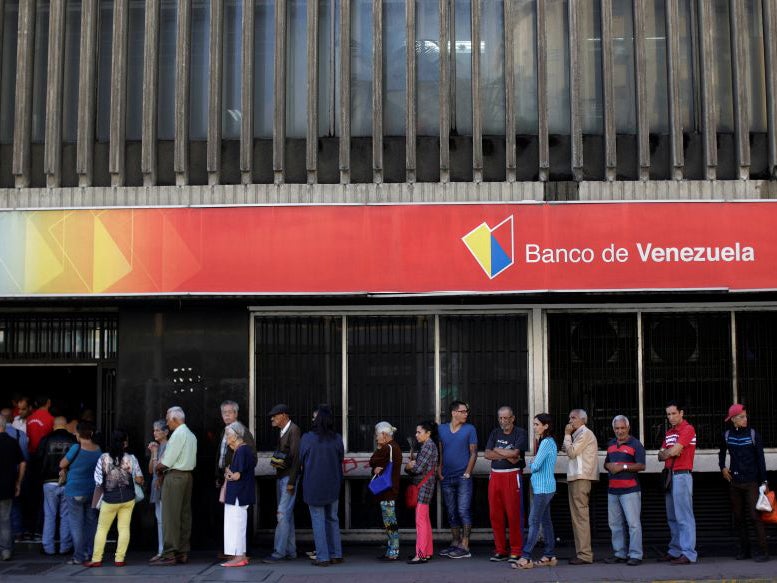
[2,201,777,296]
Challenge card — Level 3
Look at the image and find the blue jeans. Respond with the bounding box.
[308,501,342,562]
[42,482,72,554]
[666,473,696,562]
[522,492,555,559]
[608,491,642,560]
[441,476,473,528]
[66,495,97,563]
[271,476,298,559]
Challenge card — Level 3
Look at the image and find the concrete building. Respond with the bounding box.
[1,0,776,545]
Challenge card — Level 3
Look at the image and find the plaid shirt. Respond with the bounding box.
[408,439,438,505]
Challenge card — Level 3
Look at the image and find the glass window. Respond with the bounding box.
[439,315,529,449]
[416,0,439,136]
[644,0,669,133]
[548,314,638,448]
[318,0,340,137]
[514,0,537,134]
[126,0,144,141]
[96,0,113,143]
[611,0,636,133]
[31,0,49,144]
[642,313,732,449]
[350,0,371,137]
[383,0,406,136]
[580,0,603,134]
[253,0,274,138]
[0,1,19,144]
[453,0,472,135]
[736,312,777,447]
[62,1,82,143]
[157,0,176,141]
[347,317,434,452]
[190,0,210,140]
[481,0,505,135]
[546,0,570,133]
[744,0,767,132]
[222,0,241,140]
[714,0,734,132]
[286,0,307,139]
[255,317,342,450]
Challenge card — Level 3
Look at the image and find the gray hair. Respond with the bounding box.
[497,406,514,417]
[225,421,246,439]
[220,400,239,413]
[571,409,588,423]
[153,419,169,433]
[612,415,630,429]
[0,415,6,430]
[374,421,396,437]
[167,406,186,422]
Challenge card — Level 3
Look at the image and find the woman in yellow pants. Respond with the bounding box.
[84,430,144,567]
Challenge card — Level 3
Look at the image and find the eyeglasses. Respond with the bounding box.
[455,408,470,414]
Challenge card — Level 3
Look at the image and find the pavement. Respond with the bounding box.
[2,542,776,583]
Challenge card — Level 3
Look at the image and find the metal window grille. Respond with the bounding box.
[0,314,117,361]
[548,313,639,448]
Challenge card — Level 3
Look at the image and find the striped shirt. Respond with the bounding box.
[605,436,645,495]
[662,420,696,471]
[528,437,557,494]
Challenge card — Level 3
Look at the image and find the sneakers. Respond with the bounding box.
[438,546,456,557]
[448,547,472,559]
[489,552,508,562]
[507,555,521,564]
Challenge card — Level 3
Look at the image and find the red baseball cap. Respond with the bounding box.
[725,403,745,422]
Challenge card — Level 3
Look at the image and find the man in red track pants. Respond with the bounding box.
[484,406,528,563]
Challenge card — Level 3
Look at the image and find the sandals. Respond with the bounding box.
[535,556,558,567]
[510,557,533,569]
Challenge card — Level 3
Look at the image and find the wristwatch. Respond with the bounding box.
[622,464,628,471]
[463,473,471,479]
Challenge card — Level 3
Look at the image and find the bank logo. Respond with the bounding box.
[462,215,515,279]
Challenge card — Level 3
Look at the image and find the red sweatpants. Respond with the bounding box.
[488,471,523,556]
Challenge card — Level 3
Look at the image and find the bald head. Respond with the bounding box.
[53,416,68,429]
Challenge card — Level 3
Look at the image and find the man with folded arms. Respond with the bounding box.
[603,415,645,566]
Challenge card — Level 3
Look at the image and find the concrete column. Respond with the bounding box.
[109,0,129,187]
[665,0,684,180]
[273,0,286,184]
[240,0,254,185]
[537,0,549,182]
[471,0,482,183]
[729,0,751,180]
[12,0,36,188]
[207,0,223,185]
[632,0,649,180]
[77,0,99,187]
[372,0,383,183]
[405,0,416,183]
[439,0,450,183]
[764,0,777,178]
[44,0,67,188]
[697,0,717,180]
[339,0,351,184]
[142,0,160,186]
[306,0,318,184]
[174,0,191,185]
[504,0,516,182]
[600,0,616,181]
[568,0,583,181]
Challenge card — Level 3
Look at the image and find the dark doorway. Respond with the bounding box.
[0,365,98,422]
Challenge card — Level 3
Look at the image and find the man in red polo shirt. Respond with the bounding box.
[657,401,697,565]
[26,395,54,454]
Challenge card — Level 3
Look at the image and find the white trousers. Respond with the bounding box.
[223,500,247,556]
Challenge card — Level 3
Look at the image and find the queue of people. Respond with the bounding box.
[0,396,772,568]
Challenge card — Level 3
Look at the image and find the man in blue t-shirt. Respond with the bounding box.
[438,400,478,559]
[603,415,646,566]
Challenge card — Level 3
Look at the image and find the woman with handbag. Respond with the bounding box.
[221,421,257,568]
[60,421,102,566]
[369,421,403,561]
[147,419,169,563]
[512,413,558,569]
[84,429,144,568]
[404,420,438,564]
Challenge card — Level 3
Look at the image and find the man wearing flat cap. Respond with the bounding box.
[263,404,301,563]
[719,403,769,563]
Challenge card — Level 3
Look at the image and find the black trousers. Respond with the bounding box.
[730,481,768,557]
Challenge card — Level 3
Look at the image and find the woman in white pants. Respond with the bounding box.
[221,422,257,567]
[147,420,169,562]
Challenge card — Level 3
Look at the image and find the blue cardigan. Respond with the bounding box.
[299,432,344,506]
[225,444,256,506]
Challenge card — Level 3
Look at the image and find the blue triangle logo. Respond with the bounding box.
[490,237,511,277]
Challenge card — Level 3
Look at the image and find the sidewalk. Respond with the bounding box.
[1,543,775,583]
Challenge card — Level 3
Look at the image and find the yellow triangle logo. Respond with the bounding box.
[462,223,492,276]
[93,217,132,292]
[24,219,64,292]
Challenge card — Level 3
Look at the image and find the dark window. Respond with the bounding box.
[346,316,434,452]
[0,314,117,361]
[643,313,732,449]
[439,315,529,448]
[548,313,638,448]
[255,317,342,449]
[736,312,777,447]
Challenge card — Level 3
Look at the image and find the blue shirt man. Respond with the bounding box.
[438,400,478,559]
[603,415,646,565]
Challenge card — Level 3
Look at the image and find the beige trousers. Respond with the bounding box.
[568,479,593,562]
